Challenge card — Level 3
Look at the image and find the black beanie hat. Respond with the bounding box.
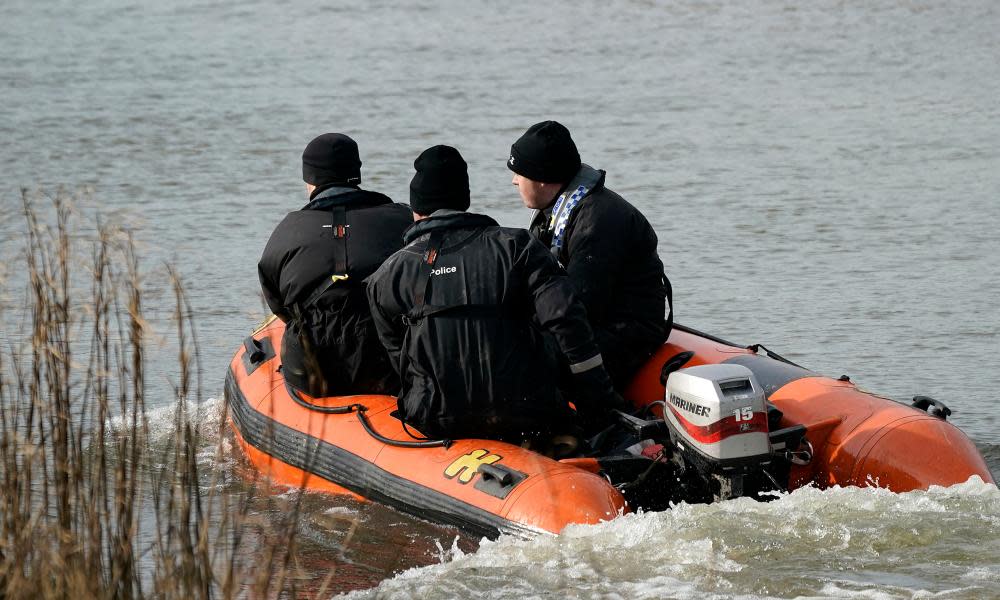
[507,120,581,183]
[409,145,471,215]
[302,133,362,187]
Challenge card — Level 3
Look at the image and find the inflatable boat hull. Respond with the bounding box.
[225,318,993,537]
[225,317,625,538]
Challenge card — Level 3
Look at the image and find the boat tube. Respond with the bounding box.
[224,317,993,538]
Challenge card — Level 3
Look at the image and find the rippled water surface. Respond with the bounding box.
[3,0,999,596]
[342,479,1000,600]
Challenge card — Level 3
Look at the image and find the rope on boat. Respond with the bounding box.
[286,382,452,448]
[745,343,807,369]
[354,407,453,449]
[672,323,808,370]
[286,381,358,414]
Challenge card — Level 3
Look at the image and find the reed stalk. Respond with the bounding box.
[0,189,309,598]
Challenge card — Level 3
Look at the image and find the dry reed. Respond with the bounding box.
[0,190,312,598]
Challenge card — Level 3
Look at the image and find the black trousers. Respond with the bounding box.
[594,319,668,390]
[280,322,399,398]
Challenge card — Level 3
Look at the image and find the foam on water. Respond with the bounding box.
[102,395,999,596]
[340,479,1000,600]
[106,396,224,445]
[104,395,236,490]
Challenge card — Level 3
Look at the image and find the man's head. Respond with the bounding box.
[410,145,471,219]
[302,133,362,190]
[508,120,581,210]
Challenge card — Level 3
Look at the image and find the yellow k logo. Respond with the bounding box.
[444,449,502,484]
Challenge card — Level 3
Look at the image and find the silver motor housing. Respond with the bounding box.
[664,364,772,499]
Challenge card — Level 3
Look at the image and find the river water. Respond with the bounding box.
[3,0,999,597]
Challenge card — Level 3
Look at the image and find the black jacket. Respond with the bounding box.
[366,211,620,440]
[258,186,412,395]
[529,166,671,387]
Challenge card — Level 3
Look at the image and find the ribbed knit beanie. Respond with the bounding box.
[507,121,581,183]
[409,145,471,215]
[302,133,362,187]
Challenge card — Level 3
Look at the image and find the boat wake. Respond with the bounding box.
[126,398,1000,598]
[340,477,1000,600]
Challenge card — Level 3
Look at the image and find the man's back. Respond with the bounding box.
[532,172,668,343]
[368,211,578,440]
[259,187,412,396]
[370,144,623,441]
[259,189,411,319]
[507,121,671,388]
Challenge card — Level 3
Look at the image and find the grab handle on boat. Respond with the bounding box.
[475,463,527,499]
[660,351,695,385]
[478,463,513,486]
[241,336,275,375]
[911,395,951,420]
[244,336,266,363]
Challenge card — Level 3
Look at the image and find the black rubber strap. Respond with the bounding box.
[412,230,444,313]
[405,231,507,324]
[286,381,358,414]
[332,205,348,275]
[297,275,339,313]
[286,381,451,448]
[746,343,806,369]
[284,206,352,318]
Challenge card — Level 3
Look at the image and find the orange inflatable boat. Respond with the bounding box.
[224,317,993,538]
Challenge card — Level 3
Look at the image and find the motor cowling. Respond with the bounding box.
[664,364,772,500]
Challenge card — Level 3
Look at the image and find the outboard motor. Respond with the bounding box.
[664,364,772,501]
